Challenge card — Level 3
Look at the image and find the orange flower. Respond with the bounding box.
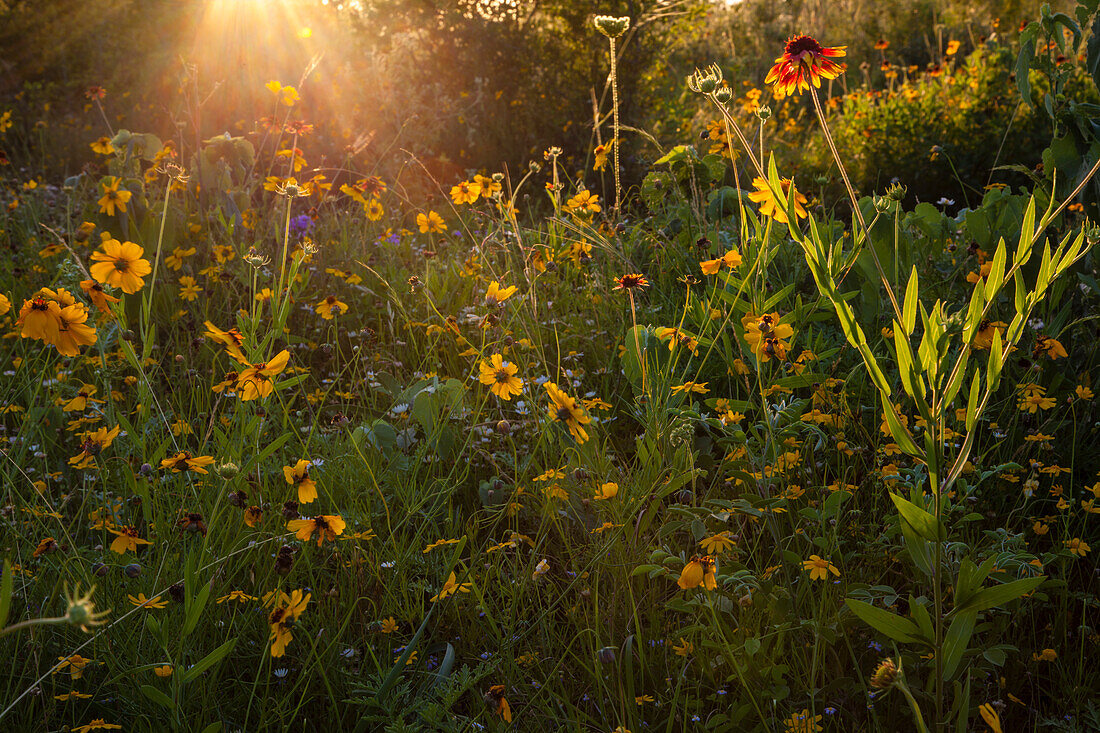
[286,515,346,546]
[236,350,290,401]
[765,35,846,99]
[160,451,215,473]
[677,555,717,590]
[16,294,62,344]
[748,177,808,223]
[79,279,120,311]
[108,525,152,554]
[283,460,318,504]
[89,235,151,294]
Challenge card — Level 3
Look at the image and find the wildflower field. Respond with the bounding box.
[2,0,1100,730]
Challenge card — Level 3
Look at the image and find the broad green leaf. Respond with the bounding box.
[1014,196,1037,264]
[986,239,1007,295]
[902,267,919,335]
[881,396,921,457]
[910,598,935,642]
[893,325,924,400]
[986,327,1004,389]
[0,559,12,630]
[965,371,981,433]
[431,643,456,690]
[941,611,977,682]
[845,599,924,644]
[952,576,1045,616]
[139,684,175,710]
[890,493,945,542]
[183,583,211,639]
[183,637,238,683]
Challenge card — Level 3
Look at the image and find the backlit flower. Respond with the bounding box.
[268,588,310,657]
[545,382,591,443]
[286,514,346,546]
[479,354,523,400]
[484,281,518,305]
[128,593,168,610]
[108,525,152,554]
[204,321,249,364]
[89,236,151,294]
[417,210,447,234]
[450,180,482,205]
[766,35,847,99]
[564,189,601,216]
[748,177,808,223]
[283,459,318,504]
[802,554,840,581]
[236,350,291,401]
[160,451,216,474]
[677,555,717,590]
[700,249,742,274]
[314,295,349,320]
[613,273,649,291]
[430,571,472,602]
[55,303,97,356]
[484,685,513,722]
[97,177,133,217]
[742,312,794,362]
[16,294,62,344]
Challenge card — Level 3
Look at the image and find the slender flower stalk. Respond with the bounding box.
[595,15,629,216]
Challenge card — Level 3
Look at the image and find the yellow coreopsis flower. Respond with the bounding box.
[268,588,310,657]
[97,177,132,217]
[314,295,349,320]
[484,281,518,305]
[178,276,201,302]
[802,554,840,581]
[564,189,601,216]
[417,210,447,234]
[478,354,523,400]
[89,236,152,294]
[265,80,300,107]
[742,312,794,362]
[545,382,591,443]
[90,137,114,155]
[430,571,472,602]
[283,459,318,504]
[286,514,346,546]
[236,350,291,400]
[748,177,807,223]
[108,525,152,555]
[677,555,717,590]
[450,180,482,205]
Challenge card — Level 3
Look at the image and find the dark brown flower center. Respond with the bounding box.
[494,369,511,384]
[785,35,824,57]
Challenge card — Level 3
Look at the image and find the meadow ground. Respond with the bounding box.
[0,1,1099,731]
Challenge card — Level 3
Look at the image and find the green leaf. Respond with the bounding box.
[183,637,238,683]
[431,643,455,690]
[986,327,1004,389]
[965,371,981,433]
[139,684,176,710]
[845,599,923,644]
[890,493,945,542]
[0,559,12,630]
[941,611,977,682]
[910,598,935,642]
[902,267,919,335]
[952,577,1045,616]
[183,581,211,639]
[744,637,761,656]
[1014,196,1037,264]
[881,396,920,457]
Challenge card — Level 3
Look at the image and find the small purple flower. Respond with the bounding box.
[290,214,314,237]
